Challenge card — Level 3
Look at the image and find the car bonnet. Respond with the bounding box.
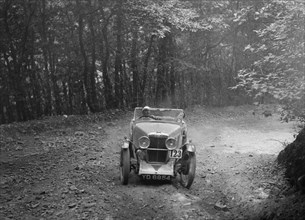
[134,121,181,137]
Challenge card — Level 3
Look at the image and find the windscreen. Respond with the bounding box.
[133,107,184,121]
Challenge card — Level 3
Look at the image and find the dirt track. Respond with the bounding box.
[0,105,299,220]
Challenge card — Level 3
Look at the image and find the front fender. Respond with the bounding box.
[186,142,196,153]
[122,140,130,149]
[121,138,136,159]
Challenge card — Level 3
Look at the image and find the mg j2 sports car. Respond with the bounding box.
[120,107,196,189]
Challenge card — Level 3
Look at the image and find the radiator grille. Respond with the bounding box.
[147,135,168,163]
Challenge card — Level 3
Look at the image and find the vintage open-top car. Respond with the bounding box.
[120,107,196,188]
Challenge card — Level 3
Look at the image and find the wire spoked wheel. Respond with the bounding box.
[180,153,196,189]
[120,149,130,185]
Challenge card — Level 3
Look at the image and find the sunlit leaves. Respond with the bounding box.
[127,0,202,37]
[233,0,305,104]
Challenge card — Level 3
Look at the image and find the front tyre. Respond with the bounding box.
[120,149,130,185]
[180,153,196,189]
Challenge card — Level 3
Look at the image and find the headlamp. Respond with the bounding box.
[138,136,150,149]
[166,137,176,150]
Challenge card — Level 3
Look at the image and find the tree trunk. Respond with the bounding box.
[113,0,123,108]
[169,61,176,107]
[156,35,168,104]
[101,26,113,108]
[3,0,36,121]
[139,35,155,106]
[49,47,62,115]
[77,0,89,113]
[131,29,139,108]
[2,47,14,123]
[168,34,176,107]
[88,2,99,112]
[40,0,52,115]
[30,28,42,118]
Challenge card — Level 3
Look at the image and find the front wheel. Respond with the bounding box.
[120,149,130,185]
[180,153,196,189]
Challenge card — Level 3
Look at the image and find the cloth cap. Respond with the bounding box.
[142,106,150,111]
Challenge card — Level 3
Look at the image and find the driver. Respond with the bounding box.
[140,106,160,120]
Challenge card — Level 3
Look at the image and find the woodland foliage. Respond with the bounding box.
[0,0,304,124]
[232,0,305,116]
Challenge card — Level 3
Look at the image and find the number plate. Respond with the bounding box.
[142,175,171,181]
[170,149,182,159]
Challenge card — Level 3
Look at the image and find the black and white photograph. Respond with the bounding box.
[0,0,304,219]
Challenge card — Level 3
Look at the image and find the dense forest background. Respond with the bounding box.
[0,0,304,124]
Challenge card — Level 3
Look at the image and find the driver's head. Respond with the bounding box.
[142,106,150,117]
